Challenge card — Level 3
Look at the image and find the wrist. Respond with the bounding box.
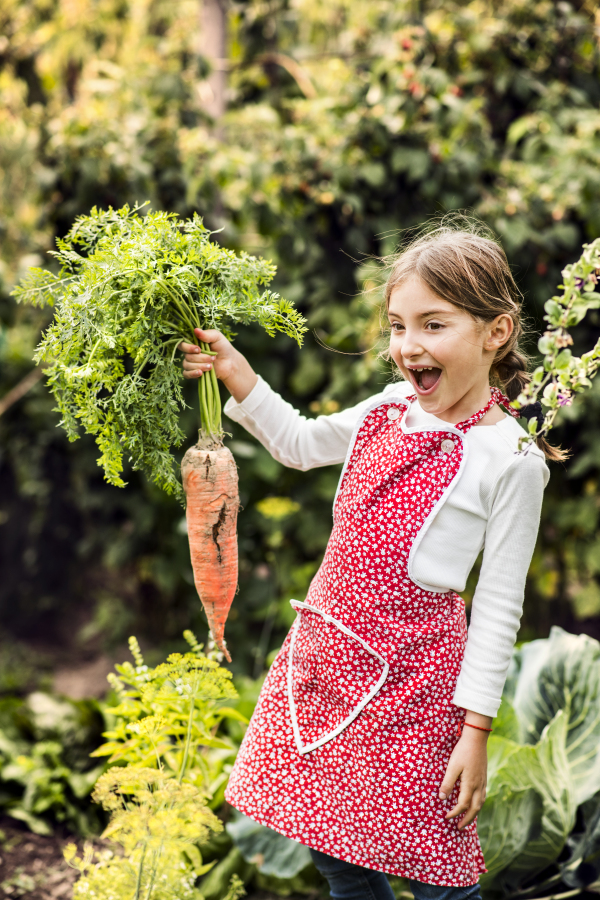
[464,711,493,730]
[460,724,491,742]
[223,351,258,404]
[460,711,493,741]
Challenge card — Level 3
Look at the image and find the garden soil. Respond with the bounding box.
[0,816,320,899]
[0,816,81,898]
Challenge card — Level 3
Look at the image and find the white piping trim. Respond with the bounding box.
[287,600,390,756]
[332,392,468,593]
[332,391,410,510]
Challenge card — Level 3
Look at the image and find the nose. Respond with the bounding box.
[400,327,424,362]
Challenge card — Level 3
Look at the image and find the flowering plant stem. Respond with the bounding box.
[512,238,600,449]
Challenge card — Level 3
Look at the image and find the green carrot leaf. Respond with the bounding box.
[12,204,307,499]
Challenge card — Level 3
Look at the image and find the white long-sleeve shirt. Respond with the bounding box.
[224,376,549,717]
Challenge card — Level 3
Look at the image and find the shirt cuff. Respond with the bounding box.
[223,374,271,421]
[451,686,502,719]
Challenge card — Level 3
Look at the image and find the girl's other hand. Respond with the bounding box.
[438,725,488,830]
[178,328,258,404]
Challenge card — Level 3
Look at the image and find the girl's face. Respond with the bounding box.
[387,276,513,423]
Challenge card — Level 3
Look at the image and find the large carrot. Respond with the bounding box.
[13,205,307,661]
[182,437,238,662]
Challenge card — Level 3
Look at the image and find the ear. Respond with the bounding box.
[484,314,513,351]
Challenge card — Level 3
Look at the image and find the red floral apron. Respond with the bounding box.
[226,390,512,886]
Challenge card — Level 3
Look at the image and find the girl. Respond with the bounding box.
[180,226,555,900]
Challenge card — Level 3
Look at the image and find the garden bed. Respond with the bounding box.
[0,815,83,899]
[0,817,322,900]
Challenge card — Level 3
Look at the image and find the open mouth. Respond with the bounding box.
[407,366,442,394]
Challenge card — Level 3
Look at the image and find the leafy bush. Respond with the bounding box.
[513,239,600,448]
[0,692,105,836]
[2,0,600,664]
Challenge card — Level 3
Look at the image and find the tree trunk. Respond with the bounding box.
[199,0,226,120]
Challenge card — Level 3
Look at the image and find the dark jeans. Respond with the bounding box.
[309,849,483,900]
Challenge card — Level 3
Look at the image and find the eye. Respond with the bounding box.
[390,322,404,333]
[426,321,444,331]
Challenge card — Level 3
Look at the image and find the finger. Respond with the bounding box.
[193,327,223,344]
[183,354,214,366]
[446,781,478,822]
[457,806,478,830]
[439,767,460,801]
[178,341,201,353]
[445,796,471,821]
[457,790,485,830]
[183,362,213,376]
[183,367,209,379]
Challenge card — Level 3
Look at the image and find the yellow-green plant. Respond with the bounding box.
[64,632,247,900]
[513,238,600,447]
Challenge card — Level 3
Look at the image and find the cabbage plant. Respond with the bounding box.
[478,627,600,898]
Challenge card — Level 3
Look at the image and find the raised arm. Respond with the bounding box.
[180,327,382,471]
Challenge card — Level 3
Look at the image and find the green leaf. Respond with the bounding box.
[478,783,543,883]
[492,697,520,742]
[226,812,312,878]
[14,205,307,497]
[560,797,600,889]
[555,349,572,369]
[544,299,562,321]
[6,807,53,835]
[512,627,600,805]
[486,712,575,892]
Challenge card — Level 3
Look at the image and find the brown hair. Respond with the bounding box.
[383,219,566,462]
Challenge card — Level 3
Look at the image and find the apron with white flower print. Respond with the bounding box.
[226,389,513,886]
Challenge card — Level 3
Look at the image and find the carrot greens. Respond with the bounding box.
[13,203,306,497]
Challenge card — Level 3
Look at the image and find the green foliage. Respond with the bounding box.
[226,812,311,878]
[0,692,105,836]
[478,628,600,897]
[66,632,246,899]
[1,0,600,665]
[91,633,243,803]
[13,205,306,495]
[513,239,600,449]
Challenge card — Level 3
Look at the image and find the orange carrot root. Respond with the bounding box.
[182,437,239,662]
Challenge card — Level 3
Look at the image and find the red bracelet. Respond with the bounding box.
[457,721,493,737]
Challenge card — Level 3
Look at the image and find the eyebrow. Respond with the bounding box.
[388,308,453,321]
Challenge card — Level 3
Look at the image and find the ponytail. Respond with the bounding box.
[492,349,569,463]
[492,348,530,402]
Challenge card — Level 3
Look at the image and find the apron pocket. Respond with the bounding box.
[287,600,390,755]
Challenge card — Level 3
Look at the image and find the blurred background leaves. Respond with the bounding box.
[1,0,600,678]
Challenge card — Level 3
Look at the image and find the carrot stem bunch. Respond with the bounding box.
[13,202,307,495]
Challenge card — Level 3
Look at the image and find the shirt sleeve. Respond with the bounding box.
[451,450,549,718]
[223,375,396,470]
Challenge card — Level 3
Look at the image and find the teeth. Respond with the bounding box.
[412,367,433,371]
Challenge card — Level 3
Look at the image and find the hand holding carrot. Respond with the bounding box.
[179,328,258,404]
